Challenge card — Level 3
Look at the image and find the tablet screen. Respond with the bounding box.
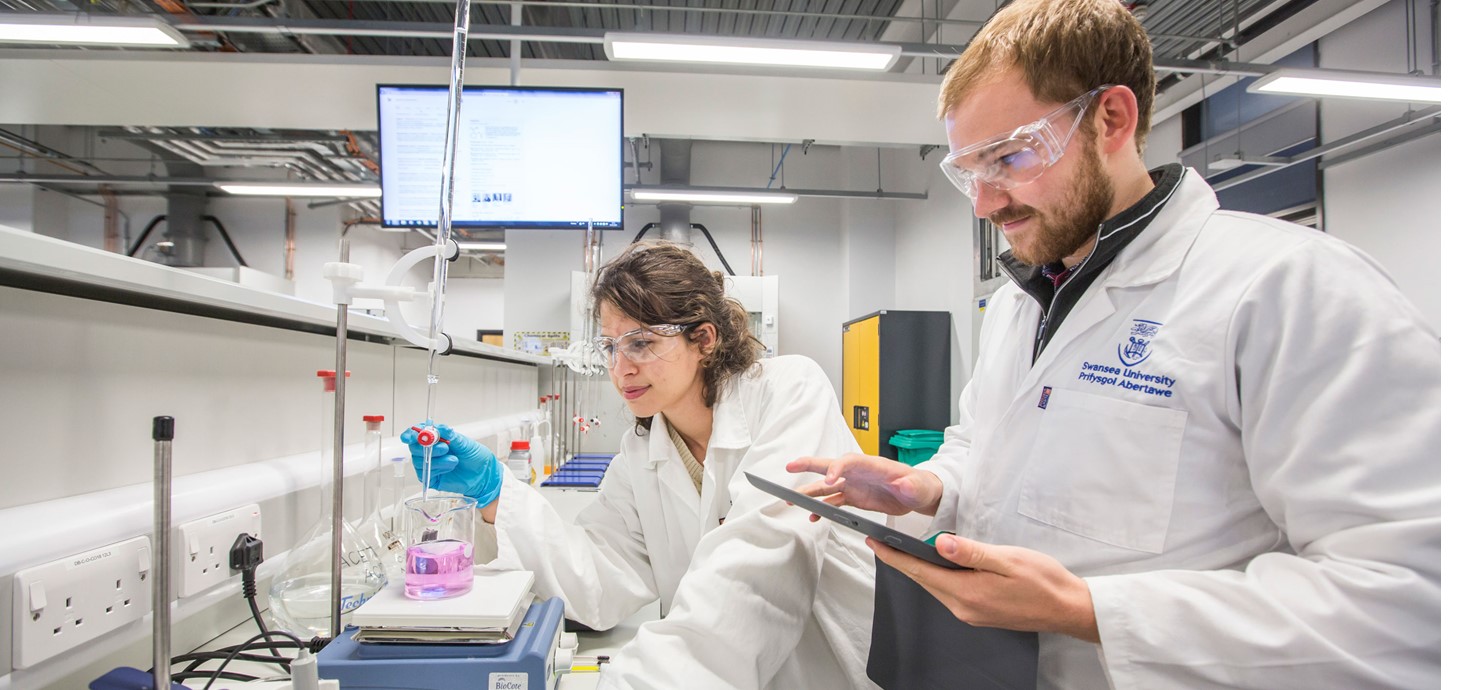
[746,472,966,570]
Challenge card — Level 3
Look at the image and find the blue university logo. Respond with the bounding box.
[1117,319,1162,366]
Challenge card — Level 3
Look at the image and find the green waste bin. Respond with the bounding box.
[889,429,944,466]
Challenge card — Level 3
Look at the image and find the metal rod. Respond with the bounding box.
[509,2,522,87]
[152,416,175,690]
[1210,106,1442,191]
[330,240,350,639]
[625,184,929,201]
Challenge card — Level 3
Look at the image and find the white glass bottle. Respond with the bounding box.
[267,370,387,639]
[507,440,533,484]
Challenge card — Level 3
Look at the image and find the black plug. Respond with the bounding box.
[229,533,264,572]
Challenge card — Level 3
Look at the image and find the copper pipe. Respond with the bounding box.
[285,198,297,280]
[102,186,120,253]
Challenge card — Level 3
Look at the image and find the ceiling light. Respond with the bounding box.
[0,14,188,47]
[1248,68,1442,103]
[457,241,507,252]
[604,32,899,71]
[630,188,798,205]
[215,182,382,198]
[1207,153,1287,171]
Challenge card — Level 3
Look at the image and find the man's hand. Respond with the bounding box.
[786,453,944,519]
[869,534,1100,643]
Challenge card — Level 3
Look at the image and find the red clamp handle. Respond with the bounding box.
[411,425,450,447]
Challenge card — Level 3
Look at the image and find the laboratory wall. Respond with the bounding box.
[889,150,979,417]
[502,140,919,451]
[1143,116,1185,168]
[1315,0,1440,329]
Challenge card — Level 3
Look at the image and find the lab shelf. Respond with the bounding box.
[0,225,547,367]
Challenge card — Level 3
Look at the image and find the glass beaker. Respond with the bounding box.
[403,494,477,600]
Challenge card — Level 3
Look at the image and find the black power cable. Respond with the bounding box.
[200,631,304,690]
[126,215,167,257]
[690,224,737,276]
[202,216,249,267]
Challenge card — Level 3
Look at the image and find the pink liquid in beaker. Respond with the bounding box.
[404,539,474,599]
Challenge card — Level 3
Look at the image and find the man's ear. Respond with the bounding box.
[1095,85,1141,155]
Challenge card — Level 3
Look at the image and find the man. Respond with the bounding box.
[789,0,1440,686]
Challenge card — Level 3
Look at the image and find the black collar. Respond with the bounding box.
[997,163,1186,362]
[1000,163,1185,309]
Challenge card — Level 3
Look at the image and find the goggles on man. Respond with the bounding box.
[592,323,690,365]
[939,85,1112,201]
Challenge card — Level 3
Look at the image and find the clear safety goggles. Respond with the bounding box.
[939,85,1112,201]
[592,323,690,366]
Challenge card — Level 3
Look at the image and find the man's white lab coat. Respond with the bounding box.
[486,355,878,690]
[921,169,1439,688]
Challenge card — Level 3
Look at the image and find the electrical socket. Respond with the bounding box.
[175,504,262,599]
[11,536,152,669]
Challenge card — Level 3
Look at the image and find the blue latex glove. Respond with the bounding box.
[400,422,503,508]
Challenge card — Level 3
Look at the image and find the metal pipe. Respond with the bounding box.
[1210,106,1442,191]
[330,239,350,639]
[285,198,297,281]
[509,2,521,86]
[1315,120,1441,170]
[750,205,763,276]
[0,173,214,186]
[625,184,929,201]
[99,130,350,143]
[151,416,175,690]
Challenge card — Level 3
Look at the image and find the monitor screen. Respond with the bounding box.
[377,85,624,230]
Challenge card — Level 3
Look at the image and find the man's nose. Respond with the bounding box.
[972,179,1010,219]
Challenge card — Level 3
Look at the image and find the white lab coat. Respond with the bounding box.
[484,355,878,690]
[920,168,1439,689]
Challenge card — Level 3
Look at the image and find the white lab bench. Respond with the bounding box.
[199,480,651,689]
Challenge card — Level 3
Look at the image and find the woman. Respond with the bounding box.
[403,242,877,689]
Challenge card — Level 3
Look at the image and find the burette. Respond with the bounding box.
[417,0,473,509]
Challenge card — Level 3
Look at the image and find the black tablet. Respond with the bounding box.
[746,472,966,570]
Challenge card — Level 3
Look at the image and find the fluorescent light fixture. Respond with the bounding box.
[457,241,507,252]
[215,182,382,198]
[1249,68,1442,103]
[0,13,188,47]
[604,32,899,71]
[630,188,799,205]
[1207,153,1286,171]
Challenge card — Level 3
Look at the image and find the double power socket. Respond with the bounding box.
[11,504,262,669]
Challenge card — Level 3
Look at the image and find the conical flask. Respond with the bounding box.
[267,370,387,638]
[359,415,406,582]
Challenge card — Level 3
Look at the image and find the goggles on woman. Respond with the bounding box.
[592,324,691,365]
[939,85,1112,201]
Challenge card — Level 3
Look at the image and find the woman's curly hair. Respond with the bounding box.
[592,241,764,432]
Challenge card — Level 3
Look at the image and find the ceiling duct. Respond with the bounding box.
[656,138,693,246]
[156,156,208,266]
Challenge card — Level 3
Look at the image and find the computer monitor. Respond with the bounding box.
[377,84,624,230]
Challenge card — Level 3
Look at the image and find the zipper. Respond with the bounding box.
[1031,225,1104,363]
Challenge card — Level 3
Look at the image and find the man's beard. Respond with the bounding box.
[992,136,1114,266]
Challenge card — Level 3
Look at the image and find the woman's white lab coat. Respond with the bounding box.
[483,355,878,690]
[920,169,1440,688]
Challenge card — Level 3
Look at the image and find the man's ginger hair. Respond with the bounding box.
[938,0,1156,153]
